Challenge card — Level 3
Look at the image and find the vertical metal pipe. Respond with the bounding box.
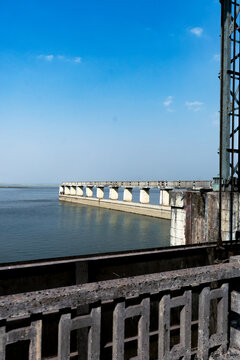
[219,0,240,247]
[230,0,237,244]
[239,21,240,193]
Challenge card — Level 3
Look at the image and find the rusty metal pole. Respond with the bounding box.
[220,0,231,187]
[218,0,240,248]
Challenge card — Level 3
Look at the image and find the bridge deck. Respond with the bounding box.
[61,180,212,189]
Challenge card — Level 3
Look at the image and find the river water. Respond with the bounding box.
[0,186,170,263]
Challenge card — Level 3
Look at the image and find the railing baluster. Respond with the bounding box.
[29,320,42,360]
[0,325,6,360]
[58,313,72,360]
[138,298,150,360]
[112,301,125,360]
[158,291,192,360]
[180,291,192,360]
[88,307,101,360]
[231,290,240,351]
[198,287,210,360]
[58,307,101,360]
[0,319,42,360]
[198,283,229,359]
[216,285,229,355]
[158,294,170,359]
[113,298,150,360]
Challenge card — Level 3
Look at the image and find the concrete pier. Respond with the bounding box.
[70,186,76,195]
[64,185,70,195]
[139,188,149,204]
[160,189,170,206]
[86,186,93,198]
[59,180,213,223]
[109,187,118,200]
[96,187,104,199]
[123,188,132,202]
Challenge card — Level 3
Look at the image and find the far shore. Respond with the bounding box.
[0,184,58,189]
[0,186,31,189]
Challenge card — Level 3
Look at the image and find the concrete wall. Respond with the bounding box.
[170,190,240,245]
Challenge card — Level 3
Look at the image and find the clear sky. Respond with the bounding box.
[0,0,221,184]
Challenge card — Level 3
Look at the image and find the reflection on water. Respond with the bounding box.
[0,187,170,263]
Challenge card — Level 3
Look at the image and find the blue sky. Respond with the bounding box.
[0,0,221,183]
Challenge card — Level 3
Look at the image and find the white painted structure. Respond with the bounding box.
[123,188,132,202]
[86,186,93,198]
[160,190,170,206]
[139,188,149,204]
[109,187,118,200]
[96,187,104,199]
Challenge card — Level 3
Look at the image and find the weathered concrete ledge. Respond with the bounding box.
[59,195,171,219]
[170,190,240,245]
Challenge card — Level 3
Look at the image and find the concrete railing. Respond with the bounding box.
[60,180,212,198]
[60,180,212,189]
[1,256,240,359]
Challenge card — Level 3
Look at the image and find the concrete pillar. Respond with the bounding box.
[169,190,240,246]
[59,185,64,195]
[109,187,118,200]
[70,186,76,195]
[139,188,149,204]
[96,187,104,199]
[65,186,70,195]
[170,190,231,246]
[86,186,93,198]
[160,190,170,206]
[123,188,132,202]
[170,205,186,246]
[76,186,83,196]
[170,191,204,246]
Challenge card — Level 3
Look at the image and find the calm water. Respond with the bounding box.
[0,187,170,263]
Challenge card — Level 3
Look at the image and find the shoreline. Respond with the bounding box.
[0,185,58,188]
